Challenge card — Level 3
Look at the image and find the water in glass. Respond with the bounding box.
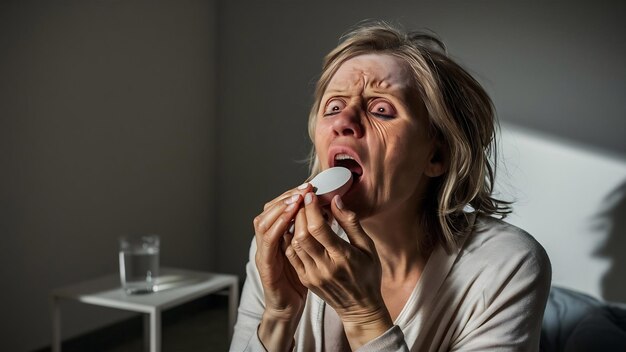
[119,235,160,294]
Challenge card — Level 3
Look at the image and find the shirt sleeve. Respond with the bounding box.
[229,238,269,352]
[356,325,410,352]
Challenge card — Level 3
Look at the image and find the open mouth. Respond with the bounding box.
[332,153,363,183]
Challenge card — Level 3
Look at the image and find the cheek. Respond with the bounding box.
[369,120,420,161]
[313,121,331,166]
[379,127,431,177]
[368,120,394,152]
[314,122,327,143]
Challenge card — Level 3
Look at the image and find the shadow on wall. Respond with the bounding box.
[595,180,626,303]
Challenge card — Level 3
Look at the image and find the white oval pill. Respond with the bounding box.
[310,167,353,206]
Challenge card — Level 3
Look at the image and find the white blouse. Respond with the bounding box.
[230,213,551,351]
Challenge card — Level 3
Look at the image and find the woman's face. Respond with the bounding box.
[314,53,443,219]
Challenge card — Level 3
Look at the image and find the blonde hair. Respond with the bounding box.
[307,21,511,250]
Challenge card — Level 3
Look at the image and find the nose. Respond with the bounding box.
[332,106,364,138]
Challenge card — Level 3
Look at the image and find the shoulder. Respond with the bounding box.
[453,214,552,289]
[462,214,550,266]
[435,215,552,349]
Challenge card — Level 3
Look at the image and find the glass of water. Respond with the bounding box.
[119,234,160,294]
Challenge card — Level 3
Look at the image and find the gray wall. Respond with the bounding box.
[0,1,217,351]
[215,0,626,280]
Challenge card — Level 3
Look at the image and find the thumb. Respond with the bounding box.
[330,195,376,254]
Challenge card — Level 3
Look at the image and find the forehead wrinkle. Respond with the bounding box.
[327,73,407,97]
[325,69,365,95]
[364,68,411,95]
[325,54,413,97]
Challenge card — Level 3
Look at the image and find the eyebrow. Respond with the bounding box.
[323,88,348,96]
[370,86,406,96]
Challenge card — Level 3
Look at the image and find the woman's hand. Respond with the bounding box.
[253,184,312,351]
[285,191,394,350]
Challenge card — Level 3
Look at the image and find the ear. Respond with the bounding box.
[424,140,447,178]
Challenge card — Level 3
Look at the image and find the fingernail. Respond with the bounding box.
[304,192,313,205]
[285,194,299,205]
[285,202,296,212]
[288,223,295,234]
[298,183,309,190]
[334,195,344,210]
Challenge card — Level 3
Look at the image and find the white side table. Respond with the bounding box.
[51,268,239,352]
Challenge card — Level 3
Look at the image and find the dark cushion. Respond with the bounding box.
[540,286,626,352]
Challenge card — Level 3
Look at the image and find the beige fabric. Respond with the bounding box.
[230,214,551,352]
[323,303,350,351]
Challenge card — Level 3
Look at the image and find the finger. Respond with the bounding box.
[281,233,293,252]
[302,192,344,255]
[291,207,319,269]
[254,201,302,289]
[263,183,313,211]
[330,195,376,254]
[255,192,304,233]
[292,205,327,263]
[254,195,302,252]
[285,241,305,276]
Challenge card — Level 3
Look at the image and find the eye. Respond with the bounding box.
[323,98,346,116]
[369,99,397,119]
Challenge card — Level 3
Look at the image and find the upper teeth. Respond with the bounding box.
[335,154,355,161]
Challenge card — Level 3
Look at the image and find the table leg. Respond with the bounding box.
[149,309,161,352]
[143,314,149,352]
[51,296,61,352]
[228,280,239,339]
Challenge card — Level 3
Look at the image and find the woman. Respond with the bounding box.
[230,22,551,351]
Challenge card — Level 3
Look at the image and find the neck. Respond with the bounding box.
[361,201,431,282]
